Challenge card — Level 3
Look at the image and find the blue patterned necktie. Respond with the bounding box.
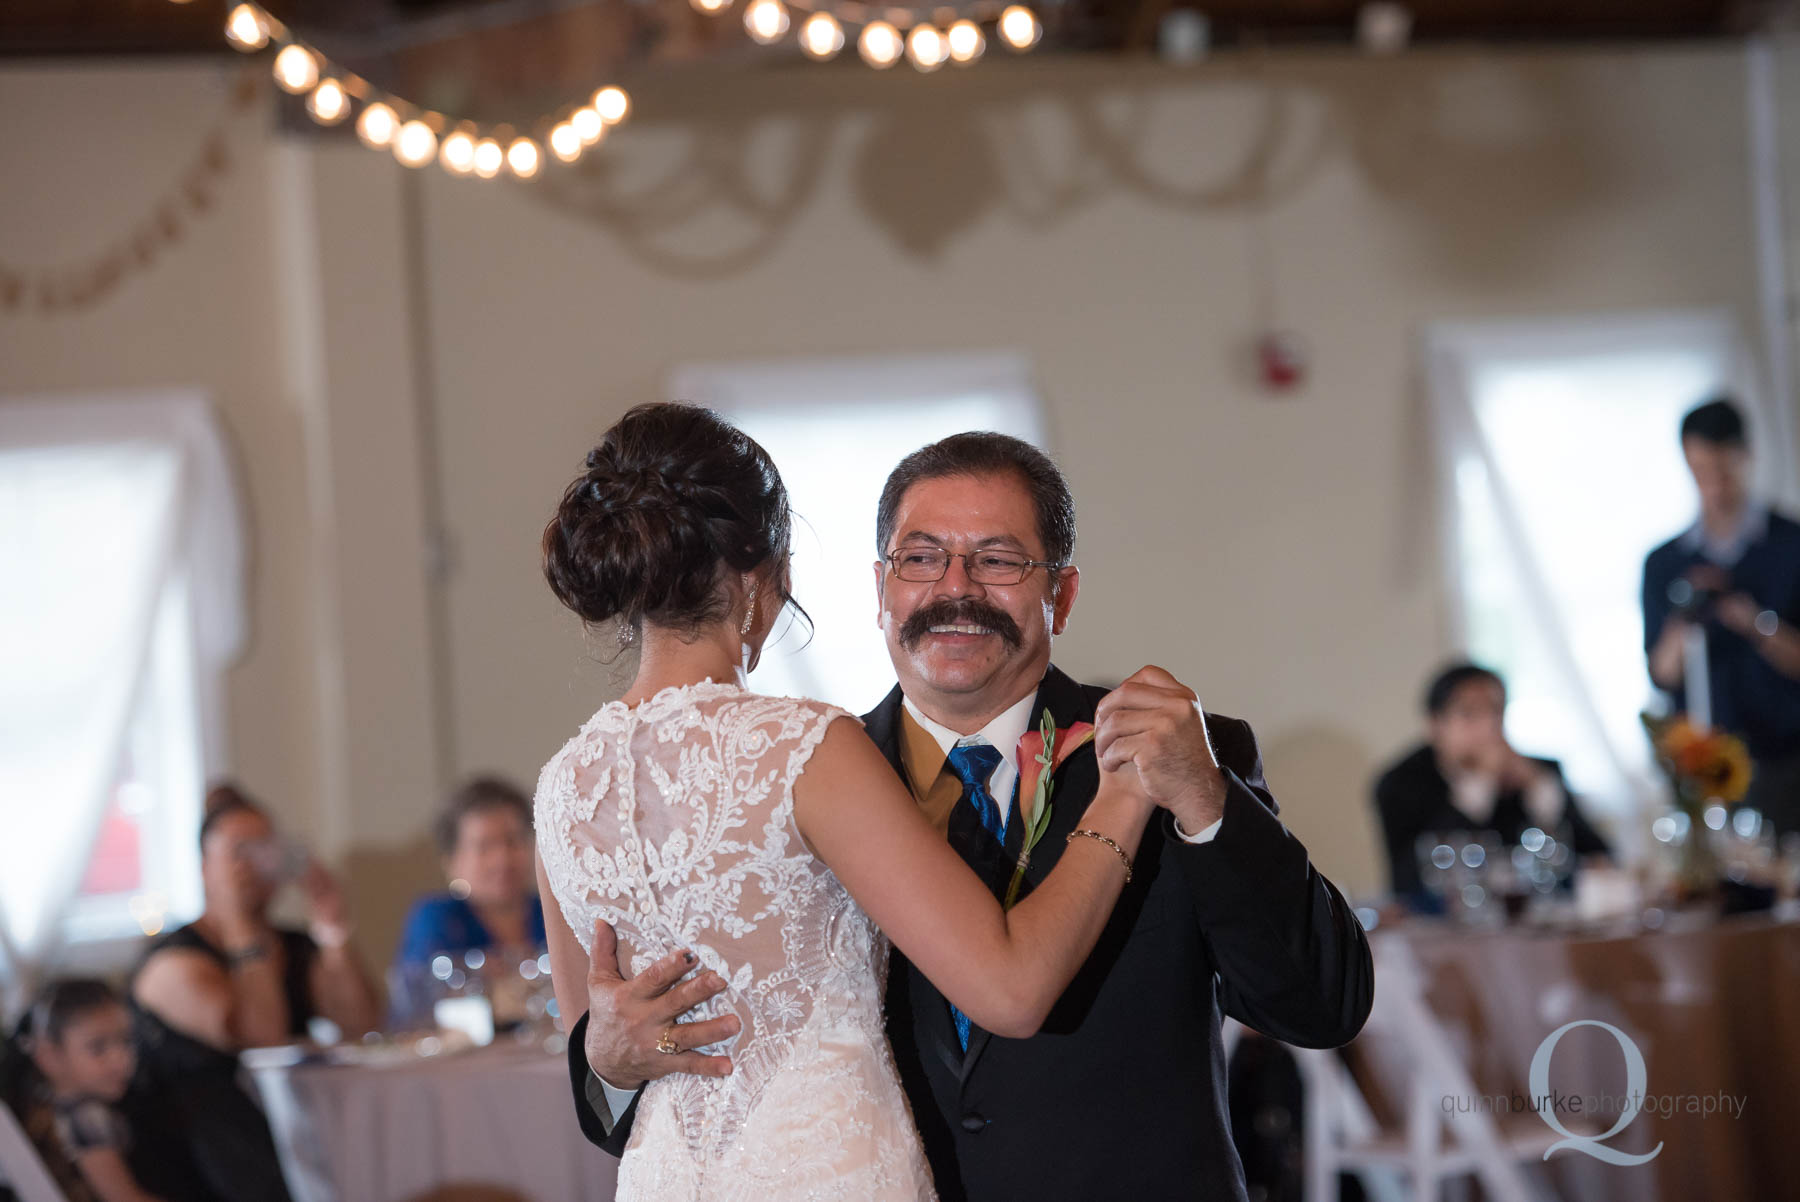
[945,741,1006,1050]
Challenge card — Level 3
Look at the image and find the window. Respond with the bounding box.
[670,353,1046,712]
[1428,312,1762,848]
[0,394,243,987]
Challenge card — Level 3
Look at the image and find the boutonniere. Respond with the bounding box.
[1005,708,1097,908]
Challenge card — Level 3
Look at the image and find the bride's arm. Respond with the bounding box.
[793,717,1154,1039]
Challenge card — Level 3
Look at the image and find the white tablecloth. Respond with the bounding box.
[248,1044,619,1202]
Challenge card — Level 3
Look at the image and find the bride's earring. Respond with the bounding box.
[740,578,759,638]
[739,578,759,673]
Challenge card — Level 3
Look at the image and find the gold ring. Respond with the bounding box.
[655,1027,680,1055]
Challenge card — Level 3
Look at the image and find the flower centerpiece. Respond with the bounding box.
[1641,712,1752,899]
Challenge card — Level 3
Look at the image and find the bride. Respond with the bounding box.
[534,403,1155,1200]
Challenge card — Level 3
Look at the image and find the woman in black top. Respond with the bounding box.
[125,784,380,1202]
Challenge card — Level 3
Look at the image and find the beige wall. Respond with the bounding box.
[1,43,1782,959]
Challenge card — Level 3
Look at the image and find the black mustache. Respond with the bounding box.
[899,600,1023,650]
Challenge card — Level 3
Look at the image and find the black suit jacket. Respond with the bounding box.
[565,665,1374,1201]
[1372,743,1612,899]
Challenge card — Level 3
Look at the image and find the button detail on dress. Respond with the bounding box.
[960,1113,986,1133]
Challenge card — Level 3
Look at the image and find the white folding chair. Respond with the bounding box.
[0,1101,68,1202]
[1299,934,1561,1202]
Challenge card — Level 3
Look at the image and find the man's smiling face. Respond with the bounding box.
[874,471,1078,729]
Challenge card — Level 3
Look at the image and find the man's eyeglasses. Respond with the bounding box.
[884,546,1061,586]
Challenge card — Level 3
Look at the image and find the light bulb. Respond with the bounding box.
[355,101,399,148]
[999,5,1041,50]
[571,106,604,145]
[594,86,630,125]
[439,130,477,175]
[473,139,504,179]
[550,122,583,163]
[394,120,438,168]
[743,0,790,44]
[305,78,349,124]
[690,0,730,12]
[906,24,948,71]
[272,44,318,93]
[858,21,903,68]
[224,4,270,51]
[507,137,542,178]
[947,20,985,63]
[798,11,844,59]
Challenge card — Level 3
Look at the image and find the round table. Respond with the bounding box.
[248,1042,619,1202]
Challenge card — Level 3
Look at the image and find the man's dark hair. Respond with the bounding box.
[1680,396,1748,449]
[1424,661,1506,717]
[875,433,1076,567]
[434,775,533,857]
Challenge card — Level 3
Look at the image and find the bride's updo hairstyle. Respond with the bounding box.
[543,402,798,638]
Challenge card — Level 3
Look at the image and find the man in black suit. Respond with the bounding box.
[562,432,1373,1201]
[1372,661,1611,904]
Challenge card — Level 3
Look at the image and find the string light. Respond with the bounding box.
[355,101,399,149]
[550,122,583,163]
[473,139,504,179]
[224,4,270,51]
[858,21,904,68]
[691,0,731,12]
[744,0,791,44]
[202,3,630,182]
[906,24,949,71]
[440,129,478,175]
[571,106,605,145]
[799,12,845,59]
[393,120,439,168]
[305,78,349,125]
[507,137,543,179]
[947,20,986,63]
[999,5,1042,50]
[594,87,631,125]
[272,44,318,93]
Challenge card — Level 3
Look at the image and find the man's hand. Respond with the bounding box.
[1094,665,1227,836]
[582,920,740,1090]
[1714,592,1764,638]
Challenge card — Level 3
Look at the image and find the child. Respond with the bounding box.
[1,978,166,1202]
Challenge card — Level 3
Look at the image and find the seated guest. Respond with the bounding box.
[126,783,380,1202]
[2,978,164,1202]
[394,775,544,970]
[1373,662,1611,902]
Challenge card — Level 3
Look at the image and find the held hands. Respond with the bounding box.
[1094,665,1227,835]
[583,920,740,1090]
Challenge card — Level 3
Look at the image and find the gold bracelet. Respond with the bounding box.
[1067,828,1133,883]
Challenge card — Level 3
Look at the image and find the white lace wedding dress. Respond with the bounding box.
[535,680,938,1201]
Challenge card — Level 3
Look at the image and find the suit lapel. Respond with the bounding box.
[959,664,1100,1080]
[864,683,968,1078]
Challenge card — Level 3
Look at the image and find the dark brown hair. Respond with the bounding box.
[198,780,268,851]
[1424,661,1506,717]
[542,403,800,637]
[434,776,532,856]
[875,432,1076,567]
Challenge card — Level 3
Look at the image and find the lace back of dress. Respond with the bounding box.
[536,684,879,1162]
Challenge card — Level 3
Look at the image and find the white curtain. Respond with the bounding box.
[0,392,244,997]
[1426,311,1758,860]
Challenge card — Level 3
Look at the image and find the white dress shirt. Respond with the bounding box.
[903,690,1222,844]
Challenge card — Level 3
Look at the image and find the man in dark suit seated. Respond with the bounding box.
[1373,661,1611,904]
[558,432,1374,1202]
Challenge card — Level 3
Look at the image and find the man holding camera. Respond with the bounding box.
[1644,396,1800,835]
